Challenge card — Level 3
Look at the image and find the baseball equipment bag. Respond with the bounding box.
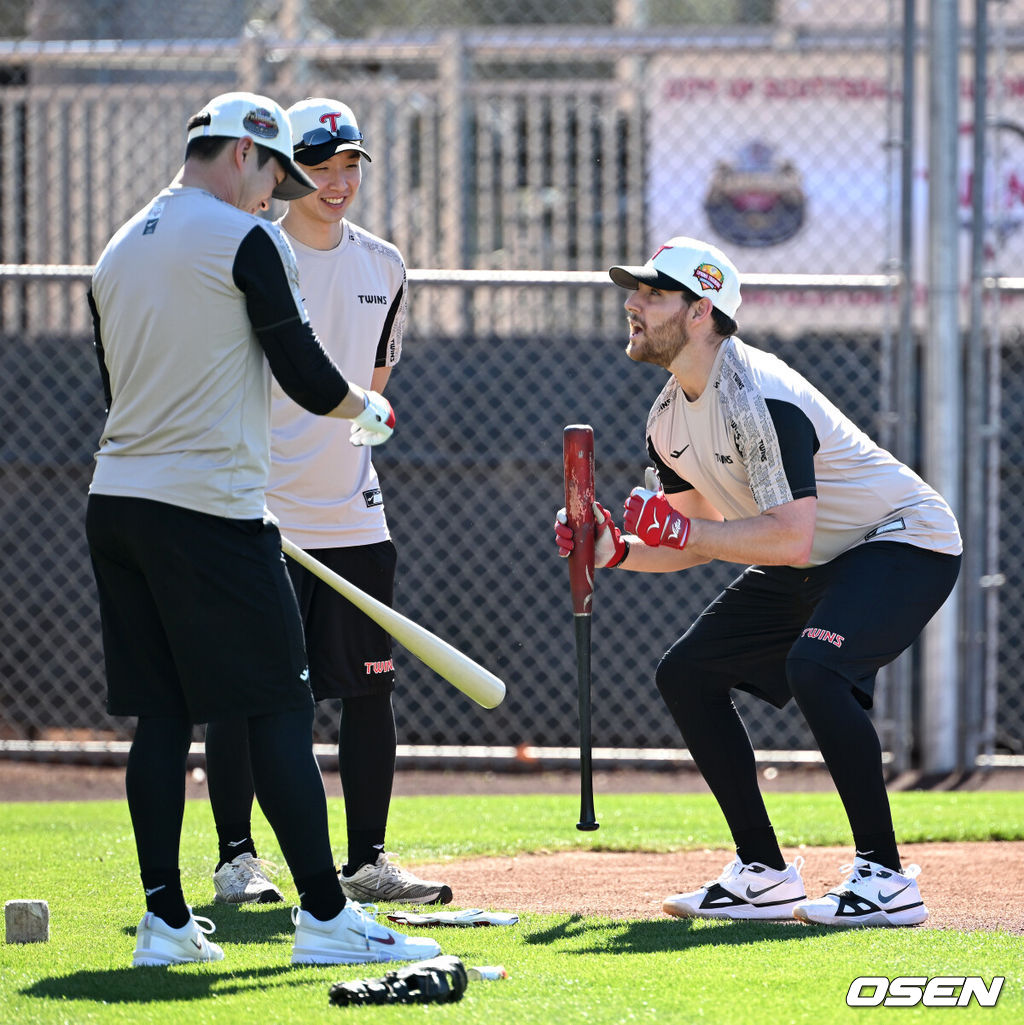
[327,955,468,1006]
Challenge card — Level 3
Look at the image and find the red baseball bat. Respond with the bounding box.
[563,424,598,831]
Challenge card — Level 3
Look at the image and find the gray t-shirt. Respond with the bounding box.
[89,184,348,520]
[646,336,962,566]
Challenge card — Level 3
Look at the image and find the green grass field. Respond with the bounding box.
[1,791,1021,1024]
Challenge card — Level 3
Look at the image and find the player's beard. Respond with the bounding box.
[625,308,689,369]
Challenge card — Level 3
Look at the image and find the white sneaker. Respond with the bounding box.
[213,852,284,904]
[663,856,806,921]
[291,901,442,965]
[132,910,225,967]
[340,852,452,905]
[794,858,929,927]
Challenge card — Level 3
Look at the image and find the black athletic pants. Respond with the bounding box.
[654,542,961,868]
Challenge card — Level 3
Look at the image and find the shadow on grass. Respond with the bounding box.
[118,903,295,945]
[525,914,830,954]
[22,963,317,1004]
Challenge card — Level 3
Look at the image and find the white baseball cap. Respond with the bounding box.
[609,236,742,318]
[287,97,372,165]
[185,91,316,201]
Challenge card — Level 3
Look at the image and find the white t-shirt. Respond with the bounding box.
[267,221,407,548]
[646,336,962,566]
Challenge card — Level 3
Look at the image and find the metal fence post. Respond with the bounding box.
[921,0,962,774]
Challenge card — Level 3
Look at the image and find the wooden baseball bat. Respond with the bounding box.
[281,536,505,709]
[563,424,599,831]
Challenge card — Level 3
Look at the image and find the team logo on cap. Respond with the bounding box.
[693,263,725,294]
[319,111,349,132]
[242,107,279,140]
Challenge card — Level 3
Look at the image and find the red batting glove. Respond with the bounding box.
[623,487,691,550]
[554,508,575,558]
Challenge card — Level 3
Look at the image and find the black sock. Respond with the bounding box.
[343,836,384,876]
[141,869,189,928]
[734,826,786,871]
[216,821,257,870]
[339,693,395,875]
[853,831,901,872]
[295,867,346,921]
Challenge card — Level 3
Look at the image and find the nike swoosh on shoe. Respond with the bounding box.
[877,883,913,904]
[745,880,786,899]
[350,929,396,945]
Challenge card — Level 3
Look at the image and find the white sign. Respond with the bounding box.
[646,51,1024,331]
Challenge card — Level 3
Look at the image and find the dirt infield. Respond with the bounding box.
[412,844,1024,933]
[3,761,1021,933]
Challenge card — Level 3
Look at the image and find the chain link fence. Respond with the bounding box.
[2,1,1023,767]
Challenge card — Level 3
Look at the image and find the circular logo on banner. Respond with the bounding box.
[704,141,805,248]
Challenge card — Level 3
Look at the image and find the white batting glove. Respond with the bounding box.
[350,390,396,446]
[592,501,629,568]
[554,504,629,568]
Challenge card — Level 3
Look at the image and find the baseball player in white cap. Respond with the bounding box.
[555,236,962,928]
[87,91,438,967]
[203,97,452,908]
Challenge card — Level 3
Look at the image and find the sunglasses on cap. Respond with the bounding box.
[298,124,364,147]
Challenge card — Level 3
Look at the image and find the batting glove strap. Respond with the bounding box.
[611,538,631,567]
[593,501,627,568]
[350,390,396,446]
[623,488,691,550]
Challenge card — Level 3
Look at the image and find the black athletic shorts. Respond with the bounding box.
[285,540,397,700]
[86,494,312,723]
[660,540,962,710]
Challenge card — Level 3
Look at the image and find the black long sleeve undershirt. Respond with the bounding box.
[232,226,350,415]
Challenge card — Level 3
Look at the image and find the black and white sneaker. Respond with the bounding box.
[794,858,928,927]
[662,856,806,921]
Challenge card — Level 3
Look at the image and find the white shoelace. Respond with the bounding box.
[233,856,280,881]
[834,859,919,894]
[707,854,803,889]
[191,914,216,937]
[377,854,409,884]
[702,858,744,888]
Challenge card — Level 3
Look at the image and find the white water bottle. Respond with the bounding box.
[468,965,508,981]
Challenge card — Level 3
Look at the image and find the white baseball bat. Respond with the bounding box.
[280,536,506,709]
